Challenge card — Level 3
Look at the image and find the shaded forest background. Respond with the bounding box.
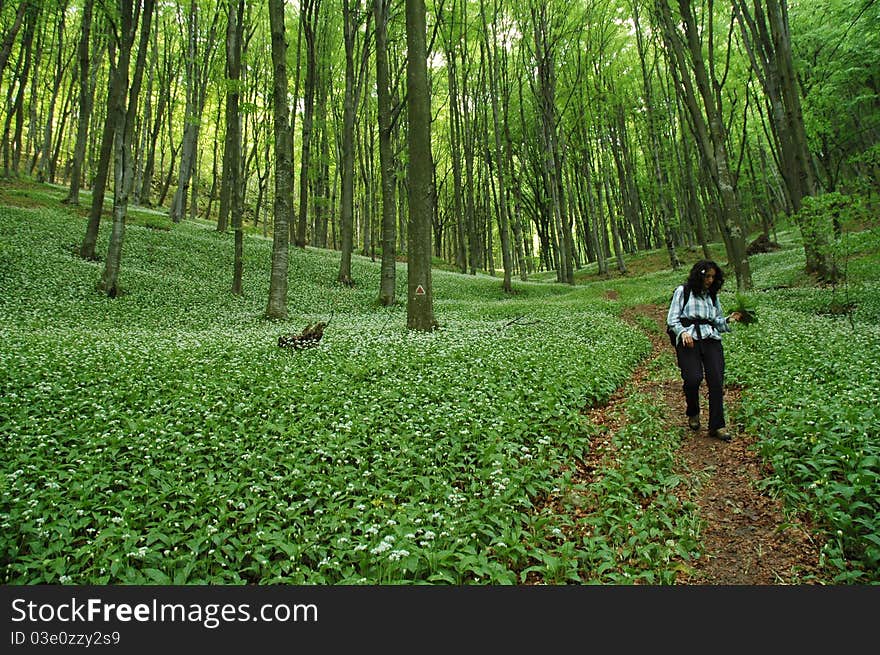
[1,0,878,313]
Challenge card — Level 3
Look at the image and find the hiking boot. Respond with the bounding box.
[687,415,700,431]
[709,427,731,442]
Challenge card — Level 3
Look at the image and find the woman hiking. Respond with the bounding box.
[667,260,742,442]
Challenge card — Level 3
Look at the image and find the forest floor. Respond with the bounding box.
[577,302,826,584]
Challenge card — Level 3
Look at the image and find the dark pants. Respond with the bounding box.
[675,338,726,430]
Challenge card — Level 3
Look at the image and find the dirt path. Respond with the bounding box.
[586,303,824,584]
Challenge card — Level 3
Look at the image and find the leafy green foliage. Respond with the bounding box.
[726,232,880,582]
[573,397,700,584]
[0,206,653,584]
[732,293,758,325]
[2,198,879,584]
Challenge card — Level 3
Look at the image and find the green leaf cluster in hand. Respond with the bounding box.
[733,293,758,325]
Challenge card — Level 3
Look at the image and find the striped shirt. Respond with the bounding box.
[667,284,732,344]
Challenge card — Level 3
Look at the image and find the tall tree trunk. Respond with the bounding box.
[480,0,512,292]
[37,4,68,184]
[405,0,436,330]
[2,2,39,177]
[736,0,834,280]
[582,131,608,275]
[655,0,752,290]
[295,0,321,247]
[604,174,627,274]
[502,70,528,281]
[338,0,356,285]
[100,0,154,297]
[358,115,374,258]
[226,0,245,295]
[132,27,155,205]
[632,0,680,270]
[462,115,480,272]
[612,105,646,252]
[169,0,219,223]
[313,98,330,247]
[265,0,293,319]
[338,0,368,286]
[442,12,467,274]
[63,0,93,205]
[79,28,119,260]
[531,4,572,284]
[170,0,199,223]
[50,73,75,182]
[139,25,175,206]
[375,0,396,305]
[0,0,29,89]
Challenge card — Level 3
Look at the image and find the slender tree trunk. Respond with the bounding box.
[502,75,528,281]
[405,0,436,330]
[0,0,29,90]
[337,0,364,286]
[583,132,608,275]
[339,17,356,283]
[139,26,174,206]
[632,0,680,270]
[100,0,154,297]
[2,2,39,177]
[170,1,199,223]
[313,100,330,247]
[169,1,219,223]
[531,4,572,284]
[736,0,834,280]
[612,105,646,252]
[480,0,512,292]
[37,5,68,184]
[265,0,293,319]
[50,74,75,182]
[132,43,153,202]
[375,0,396,305]
[295,0,321,247]
[655,0,752,290]
[358,116,374,258]
[603,174,627,274]
[79,30,119,260]
[226,0,245,295]
[63,0,93,205]
[443,18,467,274]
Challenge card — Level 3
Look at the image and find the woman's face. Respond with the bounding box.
[703,268,717,290]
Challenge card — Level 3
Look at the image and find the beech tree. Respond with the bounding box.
[375,0,398,306]
[265,0,292,320]
[479,0,513,292]
[224,0,245,295]
[338,0,372,286]
[62,0,93,206]
[654,0,753,291]
[631,0,680,271]
[2,0,877,292]
[169,0,220,224]
[735,0,836,281]
[405,0,436,330]
[80,11,122,261]
[99,0,155,297]
[295,0,321,247]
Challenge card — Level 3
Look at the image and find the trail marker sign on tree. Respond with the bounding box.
[415,284,426,296]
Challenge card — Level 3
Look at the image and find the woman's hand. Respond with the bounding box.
[681,332,695,348]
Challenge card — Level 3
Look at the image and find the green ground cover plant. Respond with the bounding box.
[724,232,880,582]
[1,196,878,584]
[0,206,653,584]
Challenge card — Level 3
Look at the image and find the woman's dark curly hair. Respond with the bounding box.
[685,259,725,297]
